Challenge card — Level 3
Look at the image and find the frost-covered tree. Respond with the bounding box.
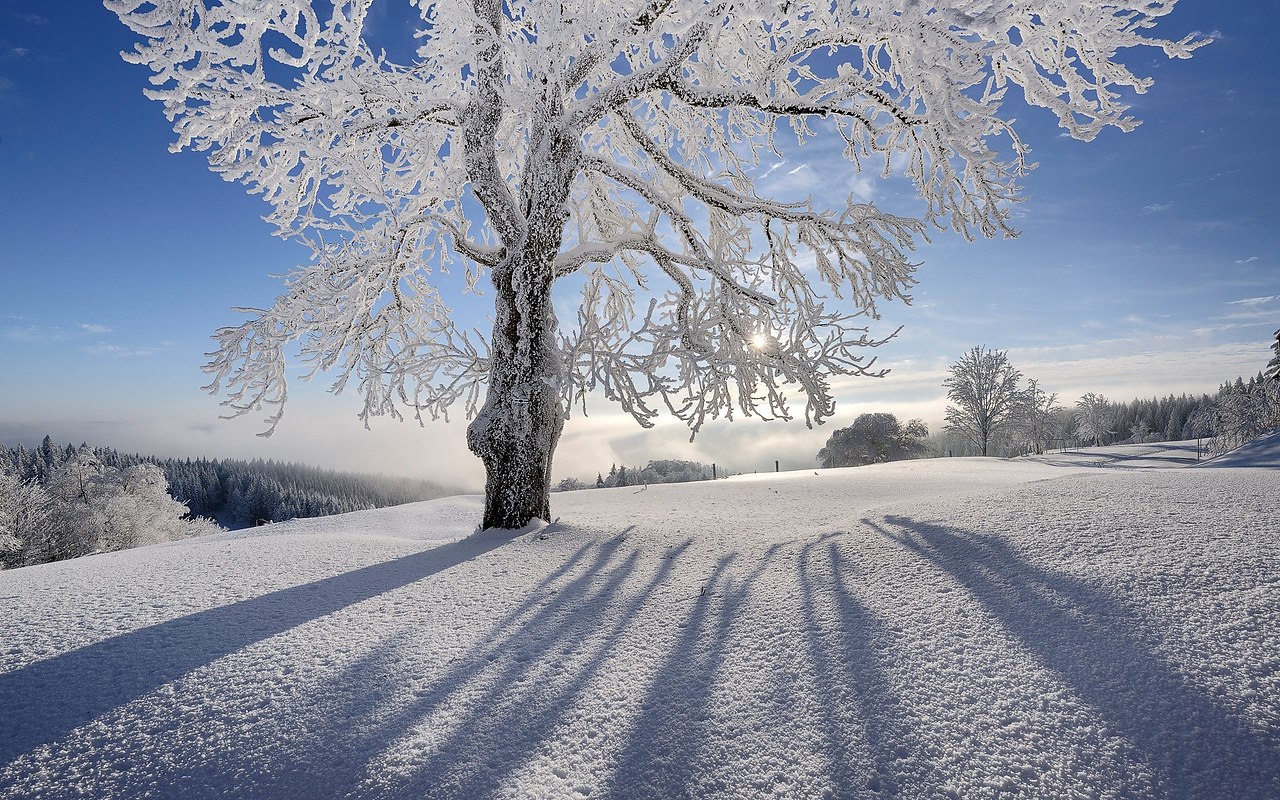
[1196,375,1280,454]
[107,0,1203,529]
[943,346,1022,457]
[1075,392,1114,447]
[1010,378,1061,455]
[0,468,22,556]
[1129,419,1154,443]
[818,412,928,467]
[99,464,201,551]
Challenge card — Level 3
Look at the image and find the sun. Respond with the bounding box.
[751,333,769,350]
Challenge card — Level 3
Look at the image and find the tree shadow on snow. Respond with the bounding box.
[796,534,946,797]
[601,545,779,798]
[0,527,526,766]
[199,529,697,799]
[873,514,1280,800]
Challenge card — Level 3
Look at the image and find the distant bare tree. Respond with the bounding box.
[1011,379,1062,455]
[944,346,1022,457]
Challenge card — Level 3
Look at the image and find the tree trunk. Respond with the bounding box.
[466,251,565,530]
[462,89,578,530]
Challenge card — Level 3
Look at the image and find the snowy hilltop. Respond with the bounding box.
[2,440,1278,798]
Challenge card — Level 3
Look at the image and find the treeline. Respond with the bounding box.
[942,386,1268,458]
[1053,375,1276,453]
[1186,373,1280,453]
[939,342,1278,458]
[556,459,712,491]
[3,436,457,539]
[1071,391,1214,446]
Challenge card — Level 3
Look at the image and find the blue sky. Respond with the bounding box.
[1,1,1276,489]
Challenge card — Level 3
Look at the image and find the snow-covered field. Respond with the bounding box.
[2,439,1278,799]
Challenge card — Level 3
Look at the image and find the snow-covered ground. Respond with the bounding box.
[2,442,1277,799]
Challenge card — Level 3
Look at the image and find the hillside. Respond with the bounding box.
[1,445,1277,798]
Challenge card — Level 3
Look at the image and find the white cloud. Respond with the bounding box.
[1190,321,1273,336]
[0,394,486,492]
[3,323,73,343]
[1226,295,1277,306]
[4,321,118,343]
[1016,341,1271,401]
[81,343,166,358]
[845,173,876,203]
[1139,202,1172,215]
[758,160,786,179]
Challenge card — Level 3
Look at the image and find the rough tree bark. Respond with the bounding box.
[466,256,565,529]
[465,67,580,527]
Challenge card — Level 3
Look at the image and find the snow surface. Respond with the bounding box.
[2,444,1278,798]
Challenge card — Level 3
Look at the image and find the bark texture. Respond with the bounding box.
[466,258,565,529]
[466,95,579,529]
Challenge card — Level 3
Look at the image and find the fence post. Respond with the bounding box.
[712,463,717,480]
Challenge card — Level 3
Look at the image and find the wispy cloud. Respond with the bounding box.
[80,343,167,358]
[1234,256,1259,265]
[3,323,73,343]
[758,160,786,180]
[2,321,116,342]
[1190,321,1273,337]
[1139,202,1172,215]
[1226,295,1277,307]
[12,11,48,25]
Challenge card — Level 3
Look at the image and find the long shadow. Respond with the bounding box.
[798,536,943,796]
[602,546,779,797]
[402,537,695,799]
[228,531,646,798]
[200,533,694,799]
[0,528,523,765]
[875,514,1280,799]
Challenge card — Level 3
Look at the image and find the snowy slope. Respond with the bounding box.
[1,450,1277,799]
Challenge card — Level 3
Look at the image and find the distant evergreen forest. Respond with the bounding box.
[554,459,717,491]
[2,436,457,530]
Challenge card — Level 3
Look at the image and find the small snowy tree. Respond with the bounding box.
[818,413,928,467]
[1010,379,1061,455]
[108,0,1203,528]
[0,468,22,559]
[1075,392,1114,447]
[99,464,199,551]
[1129,419,1154,443]
[943,346,1022,457]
